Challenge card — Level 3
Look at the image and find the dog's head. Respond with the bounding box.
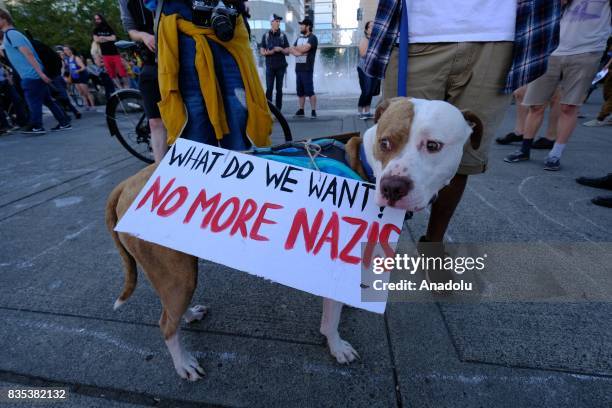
[363,97,482,211]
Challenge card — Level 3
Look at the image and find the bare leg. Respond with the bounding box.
[298,96,305,110]
[149,118,168,163]
[544,90,561,141]
[555,104,579,145]
[320,298,359,363]
[425,173,468,242]
[522,104,547,140]
[514,86,527,135]
[309,95,317,111]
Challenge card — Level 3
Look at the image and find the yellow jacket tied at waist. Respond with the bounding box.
[157,13,272,147]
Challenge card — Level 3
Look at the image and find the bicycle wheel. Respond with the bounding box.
[267,100,292,142]
[70,85,84,107]
[106,89,154,164]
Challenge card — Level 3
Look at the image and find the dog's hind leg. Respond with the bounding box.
[139,250,205,381]
[320,298,360,364]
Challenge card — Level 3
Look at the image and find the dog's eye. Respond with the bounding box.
[426,140,443,152]
[379,138,392,151]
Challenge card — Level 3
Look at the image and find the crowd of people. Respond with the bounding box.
[0,10,143,135]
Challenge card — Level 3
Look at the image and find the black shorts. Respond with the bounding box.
[138,64,161,119]
[72,72,89,84]
[296,70,315,97]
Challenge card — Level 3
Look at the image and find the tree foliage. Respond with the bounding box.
[6,0,126,56]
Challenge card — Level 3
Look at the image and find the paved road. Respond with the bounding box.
[0,92,610,407]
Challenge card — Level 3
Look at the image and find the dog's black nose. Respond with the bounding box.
[380,175,413,204]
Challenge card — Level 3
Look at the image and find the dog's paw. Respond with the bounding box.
[173,351,205,382]
[183,305,209,323]
[328,337,360,364]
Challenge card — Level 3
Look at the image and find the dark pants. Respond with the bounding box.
[21,78,69,128]
[51,76,79,116]
[178,34,249,150]
[357,66,374,108]
[265,67,285,110]
[0,79,28,126]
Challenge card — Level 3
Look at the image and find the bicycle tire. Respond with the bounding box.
[267,100,292,142]
[106,89,154,164]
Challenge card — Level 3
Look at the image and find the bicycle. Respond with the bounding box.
[107,41,292,164]
[67,82,85,107]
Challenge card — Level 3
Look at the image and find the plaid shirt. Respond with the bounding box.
[363,0,562,94]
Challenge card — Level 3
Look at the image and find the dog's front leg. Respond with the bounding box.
[320,298,360,364]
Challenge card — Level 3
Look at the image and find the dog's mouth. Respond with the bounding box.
[376,193,438,212]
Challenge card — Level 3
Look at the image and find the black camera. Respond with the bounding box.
[192,0,238,42]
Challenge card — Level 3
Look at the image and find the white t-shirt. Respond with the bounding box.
[552,0,612,56]
[407,1,517,43]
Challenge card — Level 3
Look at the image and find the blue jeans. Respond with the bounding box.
[21,78,69,128]
[178,34,249,150]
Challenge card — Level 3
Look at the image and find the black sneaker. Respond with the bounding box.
[504,150,530,163]
[532,137,554,149]
[21,125,46,134]
[51,123,72,131]
[294,109,305,117]
[592,195,612,208]
[576,174,612,191]
[543,156,561,171]
[310,110,317,119]
[495,132,523,145]
[75,112,82,119]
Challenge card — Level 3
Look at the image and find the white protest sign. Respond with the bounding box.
[115,138,405,313]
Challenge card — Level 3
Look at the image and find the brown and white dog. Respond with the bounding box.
[105,97,482,381]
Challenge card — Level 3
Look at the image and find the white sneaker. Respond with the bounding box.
[583,118,612,127]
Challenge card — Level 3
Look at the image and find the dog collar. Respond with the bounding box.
[359,142,376,184]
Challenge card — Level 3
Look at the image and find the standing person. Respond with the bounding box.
[260,14,289,111]
[290,18,318,119]
[63,46,95,110]
[93,13,128,89]
[363,0,562,281]
[49,46,81,120]
[357,21,379,119]
[584,39,612,127]
[119,0,167,162]
[504,0,611,170]
[496,85,560,149]
[0,9,70,134]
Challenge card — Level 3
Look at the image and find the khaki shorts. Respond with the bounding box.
[523,53,601,106]
[383,42,513,175]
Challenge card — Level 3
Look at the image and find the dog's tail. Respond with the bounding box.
[105,181,137,310]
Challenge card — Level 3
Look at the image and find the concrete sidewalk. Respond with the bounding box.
[0,92,611,407]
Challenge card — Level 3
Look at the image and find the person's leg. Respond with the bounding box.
[6,82,29,126]
[514,85,528,135]
[21,79,44,128]
[441,42,513,240]
[545,52,601,164]
[42,85,70,126]
[178,34,216,144]
[275,68,284,111]
[296,72,305,112]
[52,76,80,115]
[596,71,612,121]
[209,40,249,150]
[544,89,561,141]
[265,68,274,103]
[149,118,168,163]
[357,67,367,112]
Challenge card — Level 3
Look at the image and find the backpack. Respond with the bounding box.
[4,29,63,78]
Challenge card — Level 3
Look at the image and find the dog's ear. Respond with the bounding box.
[374,97,405,123]
[462,110,483,150]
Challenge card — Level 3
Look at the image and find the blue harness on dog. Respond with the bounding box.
[250,138,375,183]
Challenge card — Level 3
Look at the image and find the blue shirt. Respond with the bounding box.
[2,29,42,80]
[363,0,562,94]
